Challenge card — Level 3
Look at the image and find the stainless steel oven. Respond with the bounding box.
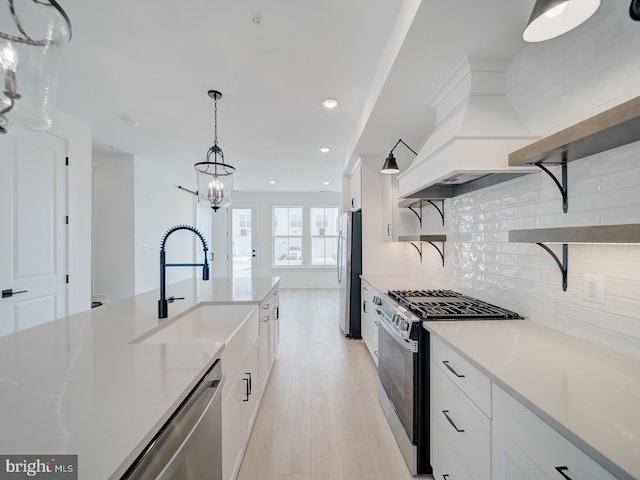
[375,289,522,476]
[375,297,429,476]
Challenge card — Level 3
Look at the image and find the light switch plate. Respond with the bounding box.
[582,274,605,304]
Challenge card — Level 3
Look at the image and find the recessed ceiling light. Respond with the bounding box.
[323,181,330,185]
[121,116,138,128]
[319,147,330,153]
[269,180,276,184]
[322,98,339,109]
[250,14,263,26]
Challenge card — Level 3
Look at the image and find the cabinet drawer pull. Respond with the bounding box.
[443,475,449,480]
[262,315,270,322]
[363,300,367,313]
[374,350,378,358]
[442,410,465,432]
[442,360,465,378]
[555,467,573,480]
[262,303,270,309]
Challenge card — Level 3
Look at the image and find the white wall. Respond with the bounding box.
[92,155,135,302]
[408,2,640,358]
[211,191,342,288]
[133,156,198,294]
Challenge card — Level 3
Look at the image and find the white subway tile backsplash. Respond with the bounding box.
[408,0,640,357]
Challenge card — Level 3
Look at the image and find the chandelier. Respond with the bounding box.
[194,90,236,212]
[0,0,72,133]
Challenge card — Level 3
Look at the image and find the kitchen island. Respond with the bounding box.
[0,276,280,479]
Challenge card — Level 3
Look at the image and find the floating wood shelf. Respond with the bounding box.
[509,96,640,167]
[508,96,640,213]
[509,224,640,291]
[398,235,447,266]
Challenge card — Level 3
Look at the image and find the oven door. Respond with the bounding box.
[376,309,416,443]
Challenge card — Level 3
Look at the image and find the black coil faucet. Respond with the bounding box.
[158,225,210,318]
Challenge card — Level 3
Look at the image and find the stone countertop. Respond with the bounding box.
[0,276,280,479]
[424,320,640,480]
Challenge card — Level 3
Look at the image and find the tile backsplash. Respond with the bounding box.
[408,2,640,358]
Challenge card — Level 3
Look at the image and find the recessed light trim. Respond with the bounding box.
[322,98,339,109]
[323,181,330,185]
[269,180,276,184]
[319,147,330,153]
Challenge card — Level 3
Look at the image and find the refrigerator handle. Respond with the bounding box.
[336,232,342,283]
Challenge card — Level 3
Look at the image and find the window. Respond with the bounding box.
[272,206,339,268]
[273,207,303,266]
[311,207,339,266]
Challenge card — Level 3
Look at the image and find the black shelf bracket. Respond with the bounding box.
[536,243,568,291]
[408,241,423,262]
[406,199,445,227]
[535,153,568,213]
[408,241,445,267]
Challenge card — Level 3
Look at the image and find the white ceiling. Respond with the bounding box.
[54,0,535,193]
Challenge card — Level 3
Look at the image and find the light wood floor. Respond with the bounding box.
[237,288,418,480]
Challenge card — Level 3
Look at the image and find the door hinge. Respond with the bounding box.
[65,156,69,166]
[65,275,69,284]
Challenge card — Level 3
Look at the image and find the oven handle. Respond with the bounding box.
[375,309,416,352]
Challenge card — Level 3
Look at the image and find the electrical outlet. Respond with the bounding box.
[582,274,605,304]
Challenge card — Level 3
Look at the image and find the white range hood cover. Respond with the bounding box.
[398,56,539,199]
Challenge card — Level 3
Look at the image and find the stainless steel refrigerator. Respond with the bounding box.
[337,210,362,338]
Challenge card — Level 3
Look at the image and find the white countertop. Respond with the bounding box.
[0,276,279,479]
[424,320,640,480]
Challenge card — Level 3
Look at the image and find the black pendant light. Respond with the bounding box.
[631,0,640,20]
[522,0,600,42]
[194,90,236,212]
[381,138,418,175]
[0,0,72,133]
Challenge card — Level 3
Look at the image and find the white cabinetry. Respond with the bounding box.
[492,385,616,480]
[257,284,280,396]
[348,163,362,211]
[381,174,412,241]
[431,336,490,480]
[360,280,379,366]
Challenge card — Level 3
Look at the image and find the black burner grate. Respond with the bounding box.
[388,289,522,320]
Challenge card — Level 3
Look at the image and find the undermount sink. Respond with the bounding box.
[132,303,258,344]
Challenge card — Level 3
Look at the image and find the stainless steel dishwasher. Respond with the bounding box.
[122,359,224,480]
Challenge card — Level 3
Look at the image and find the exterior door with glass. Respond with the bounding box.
[229,205,256,277]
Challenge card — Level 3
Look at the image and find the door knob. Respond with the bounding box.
[2,289,28,299]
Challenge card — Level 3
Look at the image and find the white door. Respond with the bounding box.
[228,204,256,278]
[0,132,68,337]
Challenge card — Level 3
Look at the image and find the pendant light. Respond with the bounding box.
[0,0,72,134]
[631,0,640,20]
[522,0,600,43]
[381,138,418,174]
[194,90,236,212]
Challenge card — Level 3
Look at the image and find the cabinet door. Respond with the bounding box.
[257,312,270,395]
[241,343,260,441]
[432,421,473,480]
[222,371,245,480]
[492,426,549,480]
[381,174,395,241]
[349,165,362,211]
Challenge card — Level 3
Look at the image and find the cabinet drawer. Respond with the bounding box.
[432,336,491,416]
[221,310,258,401]
[493,385,617,480]
[432,364,490,480]
[432,420,473,480]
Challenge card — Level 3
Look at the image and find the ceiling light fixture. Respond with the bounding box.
[319,147,330,153]
[631,0,640,20]
[323,181,330,185]
[0,0,72,134]
[522,0,601,42]
[322,98,338,109]
[269,180,276,185]
[381,138,418,175]
[194,90,236,212]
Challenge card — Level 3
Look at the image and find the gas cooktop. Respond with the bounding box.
[387,289,523,320]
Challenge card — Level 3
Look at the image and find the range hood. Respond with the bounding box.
[398,57,539,200]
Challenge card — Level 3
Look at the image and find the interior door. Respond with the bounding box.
[0,132,68,337]
[228,204,256,278]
